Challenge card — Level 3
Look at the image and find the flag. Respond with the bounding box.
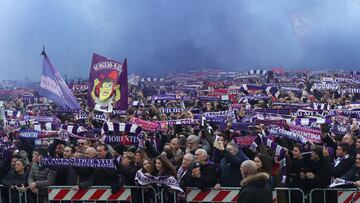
[88,53,128,113]
[39,50,80,110]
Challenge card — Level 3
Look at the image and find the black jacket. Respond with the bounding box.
[341,164,360,182]
[330,155,354,178]
[116,162,139,186]
[287,157,308,190]
[48,165,77,186]
[1,169,28,187]
[219,150,247,187]
[237,172,272,203]
[93,153,119,193]
[72,166,94,189]
[181,162,217,191]
[305,157,331,191]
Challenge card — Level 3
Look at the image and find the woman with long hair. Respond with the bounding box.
[253,153,275,192]
[254,153,273,175]
[153,155,178,203]
[142,158,155,175]
[154,155,177,177]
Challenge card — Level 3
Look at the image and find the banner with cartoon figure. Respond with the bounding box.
[88,53,128,113]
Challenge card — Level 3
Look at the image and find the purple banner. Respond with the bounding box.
[88,53,128,112]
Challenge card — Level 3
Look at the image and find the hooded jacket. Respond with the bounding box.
[237,172,272,203]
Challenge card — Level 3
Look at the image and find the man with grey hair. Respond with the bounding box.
[181,149,217,190]
[186,135,201,155]
[178,153,194,189]
[237,160,272,203]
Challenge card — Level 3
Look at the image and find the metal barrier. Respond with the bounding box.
[48,185,157,203]
[273,187,305,203]
[0,184,30,203]
[185,187,305,203]
[309,188,360,203]
[185,187,241,202]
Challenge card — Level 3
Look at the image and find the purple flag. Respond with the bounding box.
[39,51,80,110]
[88,53,128,112]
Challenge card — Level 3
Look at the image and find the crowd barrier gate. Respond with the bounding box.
[185,187,241,202]
[185,187,305,203]
[48,185,158,203]
[309,188,360,203]
[273,187,305,203]
[8,185,360,203]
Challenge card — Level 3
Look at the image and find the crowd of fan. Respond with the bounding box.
[1,71,360,203]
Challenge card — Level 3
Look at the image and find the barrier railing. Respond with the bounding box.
[0,184,30,203]
[309,188,360,203]
[185,187,305,203]
[273,187,305,203]
[185,187,241,202]
[48,185,157,203]
[6,184,358,203]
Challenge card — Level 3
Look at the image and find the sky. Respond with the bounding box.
[1,0,360,81]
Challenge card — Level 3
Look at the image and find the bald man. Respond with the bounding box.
[237,160,272,203]
[84,147,97,159]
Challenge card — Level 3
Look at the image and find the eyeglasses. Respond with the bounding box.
[78,143,85,145]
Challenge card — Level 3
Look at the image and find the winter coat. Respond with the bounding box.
[72,167,94,189]
[92,153,119,193]
[305,157,331,191]
[219,150,248,187]
[181,162,217,191]
[116,162,139,186]
[28,163,56,196]
[237,172,272,203]
[1,169,28,187]
[48,165,77,186]
[330,155,355,178]
[286,157,308,190]
[341,164,360,182]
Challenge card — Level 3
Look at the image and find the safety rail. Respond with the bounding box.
[273,187,305,203]
[48,185,157,203]
[309,188,360,203]
[0,184,32,203]
[7,184,359,203]
[185,187,241,202]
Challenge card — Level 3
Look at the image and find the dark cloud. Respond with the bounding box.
[0,0,360,80]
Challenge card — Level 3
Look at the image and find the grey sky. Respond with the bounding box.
[1,0,360,81]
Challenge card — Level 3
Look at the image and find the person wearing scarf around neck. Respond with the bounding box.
[153,155,178,203]
[330,143,354,178]
[177,153,194,190]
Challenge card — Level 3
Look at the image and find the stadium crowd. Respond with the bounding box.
[1,70,360,203]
